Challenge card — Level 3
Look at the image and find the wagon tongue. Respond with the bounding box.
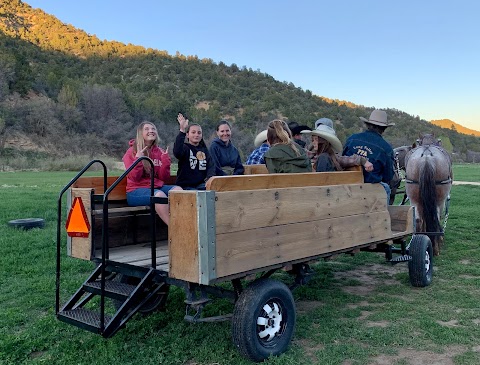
[389,254,412,265]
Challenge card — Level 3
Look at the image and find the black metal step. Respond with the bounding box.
[84,280,136,300]
[58,308,112,333]
[390,254,412,265]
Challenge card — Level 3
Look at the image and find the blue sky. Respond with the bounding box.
[25,0,480,131]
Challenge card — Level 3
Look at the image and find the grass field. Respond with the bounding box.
[0,165,479,365]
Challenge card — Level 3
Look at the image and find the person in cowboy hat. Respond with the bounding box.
[245,130,269,165]
[342,109,395,200]
[287,121,311,148]
[302,124,374,172]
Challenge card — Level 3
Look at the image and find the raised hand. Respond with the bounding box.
[135,145,149,158]
[177,113,189,132]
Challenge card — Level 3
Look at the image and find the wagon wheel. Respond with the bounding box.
[114,274,169,314]
[232,279,296,362]
[408,234,433,287]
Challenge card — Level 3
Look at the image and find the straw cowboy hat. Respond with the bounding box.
[314,118,334,129]
[301,124,343,153]
[254,130,268,148]
[287,121,311,135]
[360,109,395,127]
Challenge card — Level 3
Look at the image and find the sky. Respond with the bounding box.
[25,0,480,131]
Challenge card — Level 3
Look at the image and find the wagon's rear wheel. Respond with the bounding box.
[232,279,295,362]
[408,234,433,287]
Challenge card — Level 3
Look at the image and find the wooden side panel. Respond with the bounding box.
[215,211,392,278]
[206,170,363,192]
[214,184,387,234]
[388,205,415,234]
[168,191,199,282]
[243,164,269,175]
[69,188,93,260]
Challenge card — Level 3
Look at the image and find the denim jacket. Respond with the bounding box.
[343,130,394,183]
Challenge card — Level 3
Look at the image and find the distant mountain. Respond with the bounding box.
[430,119,480,137]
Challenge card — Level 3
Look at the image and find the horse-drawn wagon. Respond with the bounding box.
[55,158,433,362]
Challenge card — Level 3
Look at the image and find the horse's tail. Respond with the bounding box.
[419,157,441,235]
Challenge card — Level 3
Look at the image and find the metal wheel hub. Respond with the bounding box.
[257,302,283,341]
[425,251,431,272]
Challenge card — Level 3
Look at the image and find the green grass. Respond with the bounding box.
[452,163,480,182]
[1,167,480,365]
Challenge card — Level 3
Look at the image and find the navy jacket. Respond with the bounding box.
[209,138,244,175]
[343,130,394,183]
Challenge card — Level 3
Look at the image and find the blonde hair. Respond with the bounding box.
[133,121,159,173]
[267,119,301,156]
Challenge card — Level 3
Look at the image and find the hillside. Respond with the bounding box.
[430,119,480,137]
[0,0,479,164]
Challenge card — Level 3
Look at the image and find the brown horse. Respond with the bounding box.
[404,134,452,255]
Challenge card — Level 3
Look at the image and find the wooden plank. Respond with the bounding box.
[388,205,415,234]
[243,164,268,175]
[215,211,391,278]
[205,170,363,192]
[73,175,177,201]
[168,191,199,282]
[70,188,93,260]
[214,183,387,234]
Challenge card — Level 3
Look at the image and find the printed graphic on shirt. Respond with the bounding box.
[352,145,372,158]
[189,150,207,170]
[152,158,163,167]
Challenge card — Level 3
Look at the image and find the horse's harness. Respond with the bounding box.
[404,144,452,186]
[403,143,452,233]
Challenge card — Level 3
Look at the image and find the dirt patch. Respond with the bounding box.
[459,260,471,265]
[366,320,389,328]
[335,263,404,296]
[436,319,463,328]
[294,338,324,362]
[459,274,479,279]
[369,346,466,365]
[296,300,324,314]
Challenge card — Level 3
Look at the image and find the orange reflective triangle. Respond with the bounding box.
[66,197,91,238]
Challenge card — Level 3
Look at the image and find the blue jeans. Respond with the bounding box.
[379,182,391,204]
[126,185,177,206]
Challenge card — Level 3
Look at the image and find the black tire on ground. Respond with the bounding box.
[232,279,296,362]
[8,218,45,230]
[113,274,170,314]
[408,234,433,287]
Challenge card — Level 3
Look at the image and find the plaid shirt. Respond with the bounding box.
[245,143,269,165]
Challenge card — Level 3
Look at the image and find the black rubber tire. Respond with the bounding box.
[232,279,296,362]
[408,234,433,287]
[8,218,45,230]
[113,274,169,314]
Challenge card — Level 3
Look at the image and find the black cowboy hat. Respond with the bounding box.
[287,121,311,136]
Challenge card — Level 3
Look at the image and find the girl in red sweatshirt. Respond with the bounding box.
[122,121,182,225]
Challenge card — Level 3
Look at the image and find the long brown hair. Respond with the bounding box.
[312,136,342,171]
[267,119,301,156]
[133,121,159,173]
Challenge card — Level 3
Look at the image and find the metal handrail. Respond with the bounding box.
[99,157,157,331]
[56,160,107,314]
